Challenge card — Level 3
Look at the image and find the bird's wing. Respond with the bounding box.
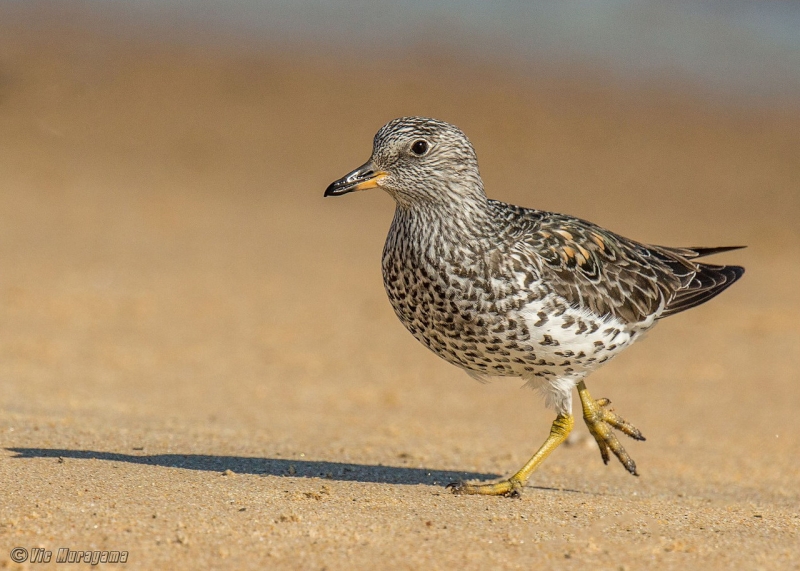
[488,201,742,324]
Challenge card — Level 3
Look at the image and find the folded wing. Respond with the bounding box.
[489,201,745,325]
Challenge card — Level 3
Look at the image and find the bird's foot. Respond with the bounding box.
[579,384,645,475]
[446,479,523,498]
[447,413,575,497]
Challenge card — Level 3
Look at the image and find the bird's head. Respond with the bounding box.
[325,117,486,208]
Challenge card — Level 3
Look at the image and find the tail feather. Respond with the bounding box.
[684,245,746,259]
[660,262,745,318]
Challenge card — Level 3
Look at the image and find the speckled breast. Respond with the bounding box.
[381,240,549,378]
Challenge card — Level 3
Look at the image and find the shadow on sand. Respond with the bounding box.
[7,447,502,488]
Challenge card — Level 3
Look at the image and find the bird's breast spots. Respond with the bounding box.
[540,335,559,347]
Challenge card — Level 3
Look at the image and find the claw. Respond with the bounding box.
[446,481,465,494]
[596,438,611,465]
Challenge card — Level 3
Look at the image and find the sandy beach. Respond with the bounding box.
[1,10,799,570]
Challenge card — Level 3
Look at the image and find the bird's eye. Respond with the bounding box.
[411,140,429,155]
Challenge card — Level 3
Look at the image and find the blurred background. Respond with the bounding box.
[2,0,799,473]
[2,0,800,457]
[0,2,799,567]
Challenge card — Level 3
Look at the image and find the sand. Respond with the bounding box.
[1,12,799,571]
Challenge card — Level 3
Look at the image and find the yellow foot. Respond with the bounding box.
[446,479,523,498]
[446,413,574,497]
[578,382,645,476]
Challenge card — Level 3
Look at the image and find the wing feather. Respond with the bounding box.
[487,200,744,324]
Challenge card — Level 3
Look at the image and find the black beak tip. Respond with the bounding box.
[323,182,336,197]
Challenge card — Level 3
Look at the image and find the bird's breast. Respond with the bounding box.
[381,230,540,375]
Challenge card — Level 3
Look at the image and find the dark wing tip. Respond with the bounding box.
[685,245,747,258]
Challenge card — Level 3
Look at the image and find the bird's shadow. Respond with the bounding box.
[6,447,501,488]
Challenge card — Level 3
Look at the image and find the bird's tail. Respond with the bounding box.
[655,246,745,318]
[678,245,746,259]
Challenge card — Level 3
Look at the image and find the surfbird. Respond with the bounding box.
[325,117,744,496]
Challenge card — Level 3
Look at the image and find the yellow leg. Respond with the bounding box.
[577,381,645,475]
[447,413,574,497]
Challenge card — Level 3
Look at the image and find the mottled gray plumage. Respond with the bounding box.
[325,117,744,484]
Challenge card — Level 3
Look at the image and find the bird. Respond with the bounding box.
[324,116,744,497]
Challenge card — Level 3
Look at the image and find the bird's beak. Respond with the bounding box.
[324,161,387,197]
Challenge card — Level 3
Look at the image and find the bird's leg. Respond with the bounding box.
[577,380,645,475]
[447,413,574,497]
